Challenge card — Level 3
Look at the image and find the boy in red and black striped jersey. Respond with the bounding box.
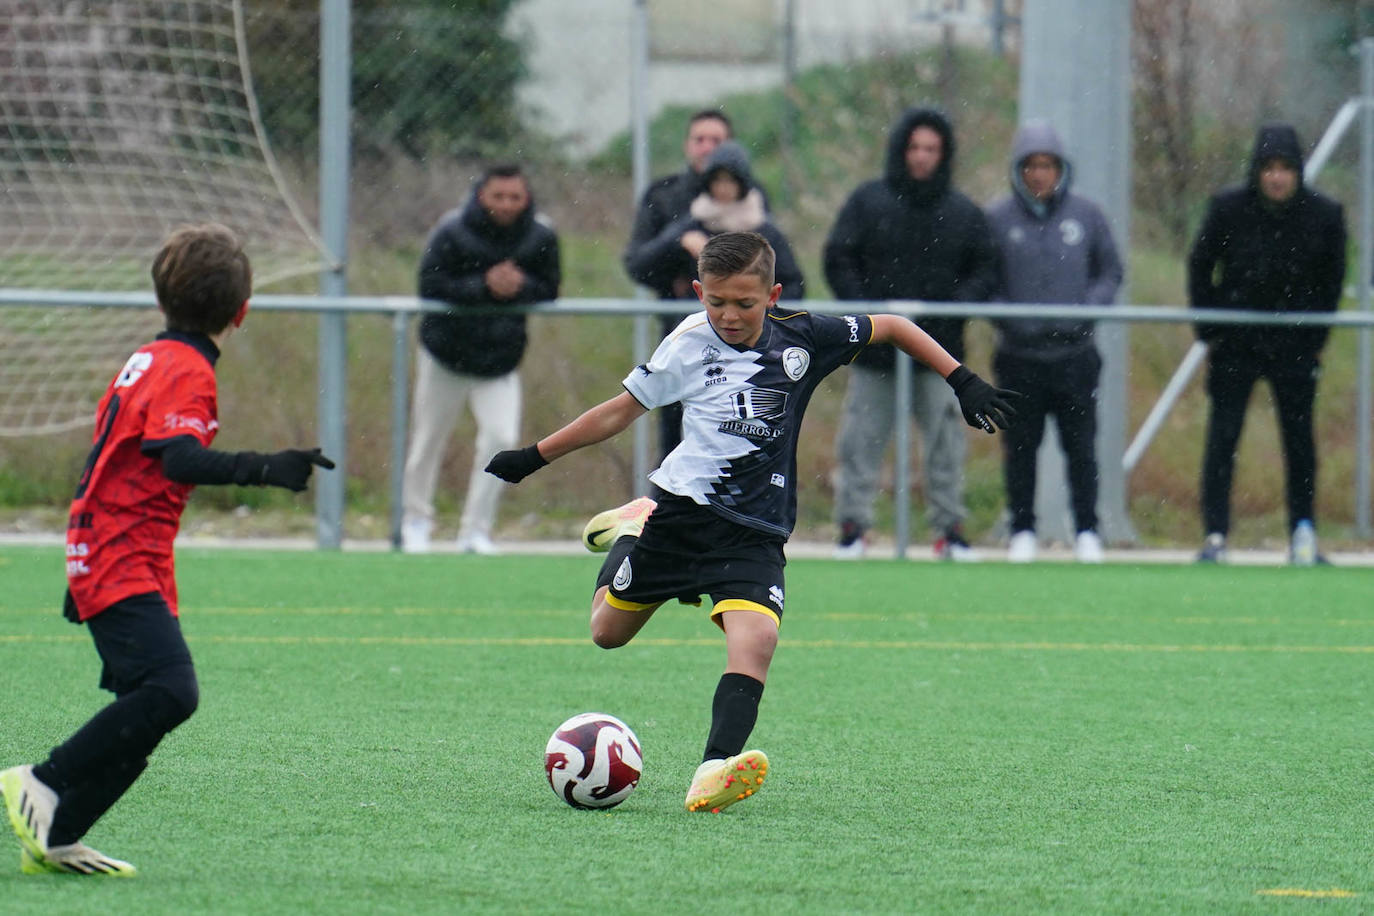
[1,224,334,877]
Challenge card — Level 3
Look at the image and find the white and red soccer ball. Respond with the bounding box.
[545,712,642,809]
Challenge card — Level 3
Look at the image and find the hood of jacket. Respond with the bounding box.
[1247,123,1305,197]
[699,141,756,195]
[883,106,955,205]
[1009,119,1072,217]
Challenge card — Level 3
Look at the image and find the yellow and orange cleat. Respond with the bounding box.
[684,750,768,813]
[582,497,657,553]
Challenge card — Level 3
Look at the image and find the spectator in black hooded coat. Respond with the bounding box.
[1189,122,1346,565]
[824,106,999,560]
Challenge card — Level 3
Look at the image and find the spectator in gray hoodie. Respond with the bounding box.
[985,121,1123,563]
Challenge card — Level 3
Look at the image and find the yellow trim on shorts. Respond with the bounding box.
[605,592,660,612]
[709,598,781,628]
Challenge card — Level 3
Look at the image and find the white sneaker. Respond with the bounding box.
[456,532,499,555]
[42,842,137,877]
[1008,530,1037,563]
[400,517,432,554]
[1290,520,1317,567]
[1074,530,1105,564]
[832,539,866,560]
[2,765,57,860]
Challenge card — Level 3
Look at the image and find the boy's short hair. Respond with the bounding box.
[698,231,775,288]
[151,223,252,335]
[687,108,733,137]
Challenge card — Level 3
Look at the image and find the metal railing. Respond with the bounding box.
[4,288,1372,553]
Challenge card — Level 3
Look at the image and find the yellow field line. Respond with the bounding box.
[1255,888,1358,898]
[2,633,1373,653]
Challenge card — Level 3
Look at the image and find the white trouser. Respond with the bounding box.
[401,347,521,541]
[832,364,968,534]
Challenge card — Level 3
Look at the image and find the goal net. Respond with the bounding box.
[0,0,329,436]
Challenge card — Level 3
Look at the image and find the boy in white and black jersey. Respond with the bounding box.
[487,231,1019,813]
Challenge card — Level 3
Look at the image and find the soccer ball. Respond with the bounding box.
[544,712,642,810]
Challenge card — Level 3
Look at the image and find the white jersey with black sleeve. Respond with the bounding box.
[622,306,874,537]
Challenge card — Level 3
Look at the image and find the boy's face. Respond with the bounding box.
[693,270,780,348]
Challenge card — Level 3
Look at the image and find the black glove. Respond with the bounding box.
[485,444,548,484]
[945,366,1023,434]
[234,448,335,492]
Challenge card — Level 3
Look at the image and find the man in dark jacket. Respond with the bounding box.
[401,163,560,554]
[986,120,1123,564]
[825,106,999,559]
[1189,123,1346,565]
[624,109,741,460]
[625,141,804,302]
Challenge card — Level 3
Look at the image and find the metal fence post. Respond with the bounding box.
[630,0,652,496]
[1357,39,1373,536]
[316,0,350,550]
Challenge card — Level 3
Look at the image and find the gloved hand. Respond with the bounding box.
[945,366,1023,434]
[485,444,548,484]
[234,448,335,491]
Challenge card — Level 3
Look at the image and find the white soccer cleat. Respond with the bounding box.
[582,497,657,553]
[1074,530,1105,564]
[2,765,57,861]
[42,842,137,877]
[1007,530,1037,563]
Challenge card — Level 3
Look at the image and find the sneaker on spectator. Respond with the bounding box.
[456,532,500,555]
[1074,530,1105,564]
[400,517,432,554]
[1007,530,1037,563]
[833,521,866,560]
[1289,519,1317,567]
[1196,532,1227,564]
[934,528,980,562]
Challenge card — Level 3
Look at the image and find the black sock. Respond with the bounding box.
[594,536,638,591]
[702,672,765,762]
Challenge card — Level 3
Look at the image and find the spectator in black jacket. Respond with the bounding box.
[626,141,803,302]
[624,109,749,460]
[401,163,560,554]
[825,106,999,560]
[1189,123,1346,565]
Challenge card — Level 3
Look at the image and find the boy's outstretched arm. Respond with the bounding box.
[870,314,1024,434]
[159,436,335,492]
[486,391,647,483]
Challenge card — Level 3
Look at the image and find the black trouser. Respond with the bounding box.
[36,592,199,846]
[1201,347,1319,537]
[994,348,1102,535]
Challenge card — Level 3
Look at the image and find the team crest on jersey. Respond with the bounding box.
[781,347,810,381]
[613,557,632,591]
[701,345,721,364]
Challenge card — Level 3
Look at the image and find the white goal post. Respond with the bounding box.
[0,0,328,436]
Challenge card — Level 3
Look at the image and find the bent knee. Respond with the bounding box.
[146,664,199,726]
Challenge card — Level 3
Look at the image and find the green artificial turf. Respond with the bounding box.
[0,547,1369,913]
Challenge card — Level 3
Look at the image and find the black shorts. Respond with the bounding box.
[597,495,787,627]
[65,590,195,696]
